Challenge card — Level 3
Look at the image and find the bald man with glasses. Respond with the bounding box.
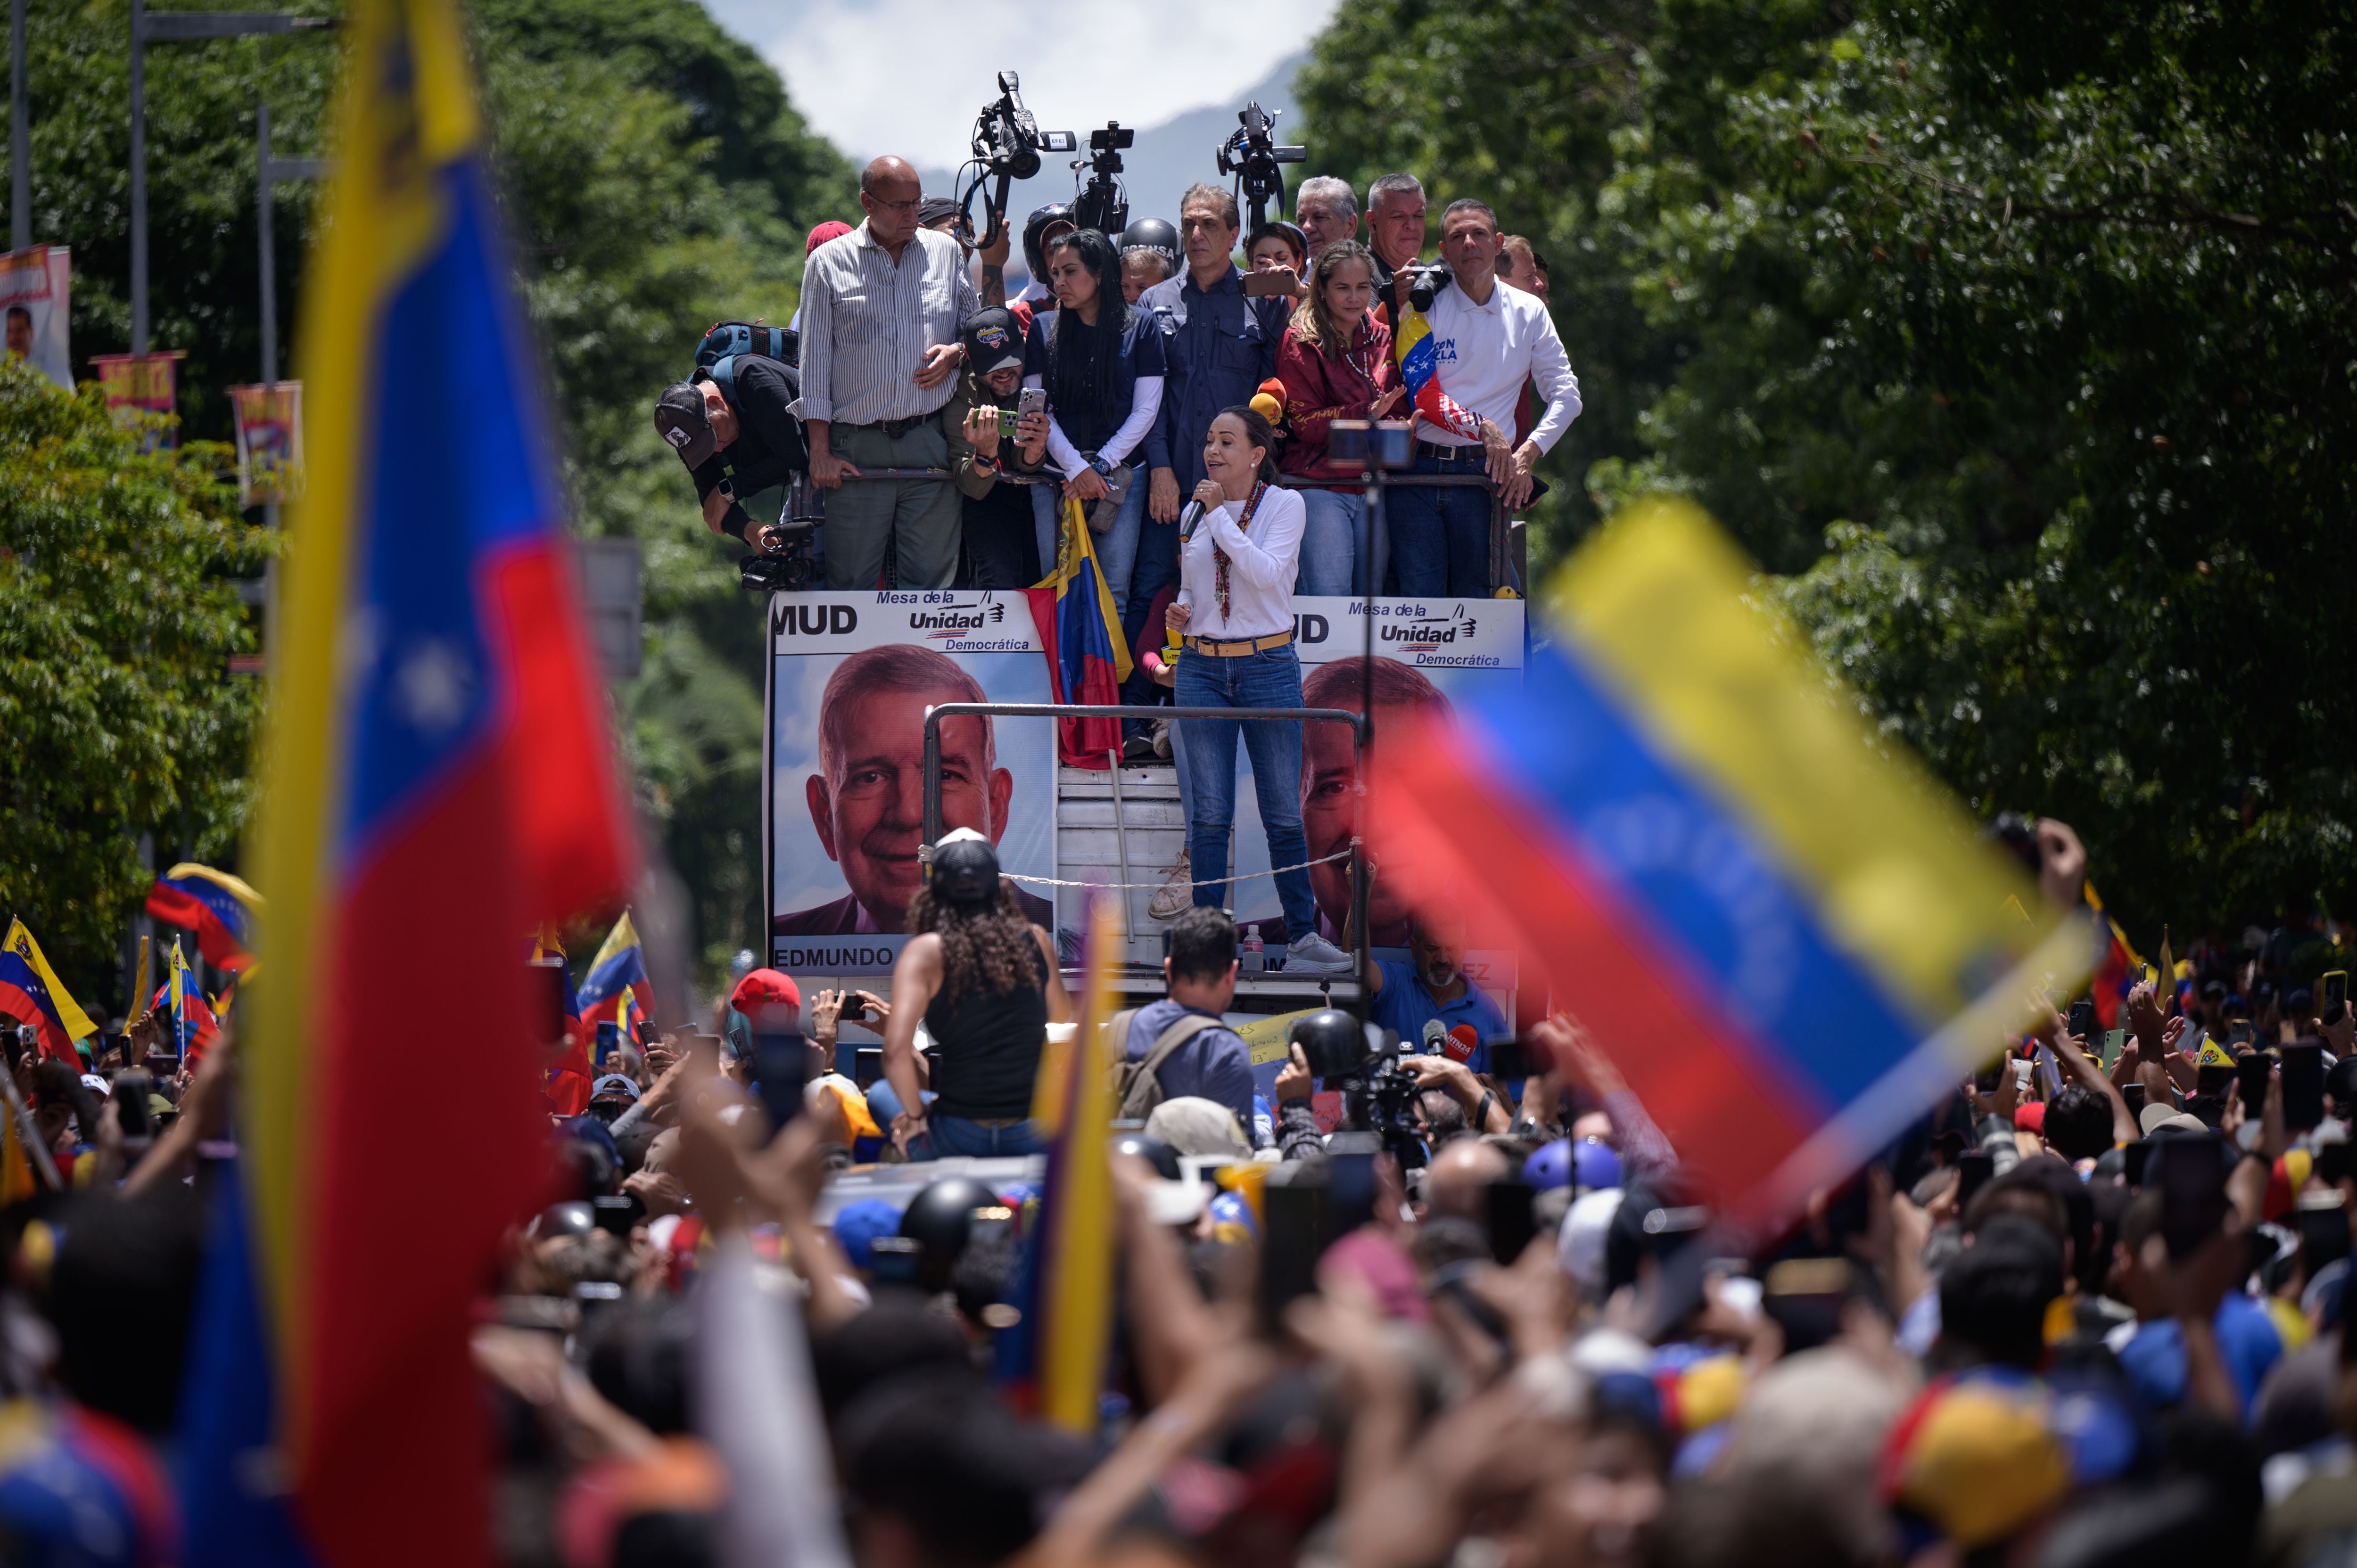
[795,155,979,589]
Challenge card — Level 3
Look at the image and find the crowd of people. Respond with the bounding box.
[656,156,1582,606]
[6,811,2357,1568]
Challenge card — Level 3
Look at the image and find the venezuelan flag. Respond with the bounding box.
[1026,495,1132,768]
[1369,500,2089,1219]
[0,919,95,1062]
[146,862,264,973]
[202,0,639,1556]
[152,954,223,1066]
[575,910,652,1029]
[2082,882,2144,1031]
[1390,284,1481,440]
[997,895,1119,1432]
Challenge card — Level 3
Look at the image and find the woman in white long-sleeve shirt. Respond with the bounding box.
[1022,227,1165,603]
[1162,407,1355,976]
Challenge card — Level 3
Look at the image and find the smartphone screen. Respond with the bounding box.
[2237,1054,2273,1120]
[2123,1141,2152,1188]
[2197,1063,2234,1100]
[752,1031,811,1133]
[1486,1179,1537,1266]
[2298,1197,2352,1275]
[1486,1038,1536,1084]
[2324,972,2349,1015]
[2283,1043,2326,1130]
[1956,1150,1995,1212]
[1241,269,1298,297]
[2067,1000,2097,1041]
[1258,1183,1324,1330]
[2158,1132,2230,1259]
[594,1020,619,1069]
[2123,1081,2147,1117]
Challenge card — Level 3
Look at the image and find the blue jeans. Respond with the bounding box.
[912,1114,1048,1159]
[1387,452,1495,596]
[1294,488,1379,596]
[1031,476,1147,611]
[1174,644,1315,939]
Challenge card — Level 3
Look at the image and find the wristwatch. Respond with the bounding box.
[1088,453,1115,479]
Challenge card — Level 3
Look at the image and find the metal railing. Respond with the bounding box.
[919,701,1376,1018]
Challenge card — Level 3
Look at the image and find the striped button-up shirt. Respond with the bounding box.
[793,221,978,427]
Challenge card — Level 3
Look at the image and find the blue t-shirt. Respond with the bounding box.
[2113,1292,2284,1421]
[1123,998,1254,1129]
[1368,960,1508,1075]
[1023,304,1166,457]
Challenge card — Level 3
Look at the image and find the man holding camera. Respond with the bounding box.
[796,156,978,590]
[941,306,1050,588]
[653,356,806,553]
[1387,198,1581,595]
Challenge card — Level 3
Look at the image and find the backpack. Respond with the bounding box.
[1106,1008,1223,1122]
[696,320,793,371]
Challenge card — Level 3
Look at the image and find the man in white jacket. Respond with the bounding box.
[1390,199,1582,596]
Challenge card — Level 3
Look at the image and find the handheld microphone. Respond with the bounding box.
[1421,1018,1448,1057]
[1178,497,1206,540]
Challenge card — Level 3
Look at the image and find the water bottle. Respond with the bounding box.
[1240,928,1264,975]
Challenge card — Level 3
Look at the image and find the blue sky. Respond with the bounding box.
[696,0,1341,170]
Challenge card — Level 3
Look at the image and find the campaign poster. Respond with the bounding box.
[230,381,305,504]
[0,246,72,391]
[1222,595,1526,1020]
[90,351,185,454]
[766,590,1057,977]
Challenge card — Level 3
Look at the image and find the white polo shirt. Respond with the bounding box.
[1419,276,1582,450]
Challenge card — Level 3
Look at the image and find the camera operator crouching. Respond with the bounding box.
[945,306,1052,588]
[654,340,812,587]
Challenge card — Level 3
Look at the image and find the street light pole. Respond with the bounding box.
[255,100,330,661]
[9,0,27,252]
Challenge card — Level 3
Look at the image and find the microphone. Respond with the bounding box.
[1177,497,1206,539]
[1421,1018,1448,1057]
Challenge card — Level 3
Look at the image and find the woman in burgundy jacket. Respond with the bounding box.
[1274,240,1404,596]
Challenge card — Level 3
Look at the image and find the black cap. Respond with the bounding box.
[932,829,1000,907]
[654,380,717,468]
[918,196,963,231]
[961,307,1025,377]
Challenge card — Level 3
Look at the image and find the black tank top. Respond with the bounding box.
[925,936,1049,1120]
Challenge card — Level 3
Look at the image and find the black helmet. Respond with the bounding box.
[931,829,1000,909]
[898,1176,1001,1291]
[1119,216,1180,275]
[1110,1131,1180,1181]
[1290,1009,1371,1079]
[1023,202,1077,281]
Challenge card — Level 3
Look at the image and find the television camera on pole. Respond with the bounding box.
[1071,122,1133,238]
[1214,100,1305,230]
[955,71,1075,252]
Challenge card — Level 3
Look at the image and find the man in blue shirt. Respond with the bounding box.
[1126,183,1290,749]
[2105,1181,2282,1422]
[1121,906,1255,1128]
[1364,913,1507,1075]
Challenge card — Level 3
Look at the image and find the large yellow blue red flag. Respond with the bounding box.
[997,895,1119,1432]
[1370,499,2088,1222]
[183,0,639,1559]
[1025,496,1132,768]
[0,919,96,1062]
[575,909,653,1028]
[146,861,264,973]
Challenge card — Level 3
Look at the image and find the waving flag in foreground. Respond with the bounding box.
[1369,500,2088,1222]
[0,919,95,1062]
[1026,496,1132,768]
[146,862,264,973]
[197,0,639,1558]
[997,895,1119,1433]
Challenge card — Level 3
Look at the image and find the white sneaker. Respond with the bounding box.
[1151,718,1172,759]
[1147,850,1192,920]
[1285,931,1355,975]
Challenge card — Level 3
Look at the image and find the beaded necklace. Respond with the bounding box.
[1213,480,1268,624]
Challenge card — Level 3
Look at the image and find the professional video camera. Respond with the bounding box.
[957,71,1075,252]
[1072,121,1133,238]
[1291,1009,1428,1170]
[739,475,822,593]
[1214,99,1306,230]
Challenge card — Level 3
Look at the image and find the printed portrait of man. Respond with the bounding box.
[775,642,1053,935]
[4,305,32,361]
[1299,657,1454,947]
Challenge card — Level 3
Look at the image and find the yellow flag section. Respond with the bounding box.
[2,919,98,1045]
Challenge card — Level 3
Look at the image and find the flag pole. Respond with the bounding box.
[134,934,151,1018]
[0,1066,62,1192]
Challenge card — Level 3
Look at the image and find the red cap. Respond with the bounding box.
[730,968,801,1017]
[805,221,854,257]
[2012,1101,2045,1134]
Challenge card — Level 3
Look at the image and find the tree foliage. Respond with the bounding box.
[1298,0,2356,929]
[0,359,271,988]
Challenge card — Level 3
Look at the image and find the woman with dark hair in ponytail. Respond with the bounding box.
[1023,227,1166,608]
[1162,407,1353,976]
[881,829,1071,1159]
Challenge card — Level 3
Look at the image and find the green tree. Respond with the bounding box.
[0,359,271,1001]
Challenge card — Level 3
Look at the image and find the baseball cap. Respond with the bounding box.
[831,1198,904,1272]
[1879,1375,2071,1550]
[730,968,802,1023]
[591,1073,641,1103]
[2140,1103,2207,1136]
[960,306,1025,377]
[805,219,853,256]
[79,1074,109,1096]
[654,381,716,468]
[916,196,961,230]
[2011,1101,2045,1135]
[932,828,999,907]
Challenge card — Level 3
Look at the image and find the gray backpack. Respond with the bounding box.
[1107,1008,1221,1122]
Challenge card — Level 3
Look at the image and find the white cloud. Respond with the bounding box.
[703,0,1340,171]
